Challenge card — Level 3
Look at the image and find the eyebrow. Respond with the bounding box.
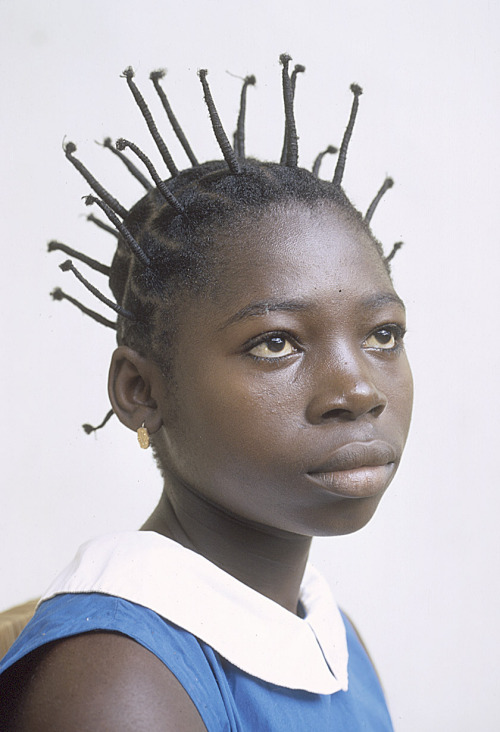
[361,292,406,311]
[220,298,310,329]
[220,291,405,330]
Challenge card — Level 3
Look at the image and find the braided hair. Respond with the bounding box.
[50,55,402,431]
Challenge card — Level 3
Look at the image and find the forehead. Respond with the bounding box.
[204,201,396,313]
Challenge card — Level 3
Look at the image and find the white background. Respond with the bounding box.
[1,1,499,729]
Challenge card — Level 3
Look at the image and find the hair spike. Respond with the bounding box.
[385,241,403,264]
[59,259,135,320]
[198,69,241,175]
[332,83,363,188]
[279,54,299,167]
[50,287,117,329]
[122,66,179,177]
[282,64,304,165]
[115,138,185,214]
[365,177,394,224]
[86,213,120,238]
[234,74,256,159]
[100,137,153,191]
[84,195,151,268]
[312,145,338,177]
[82,408,114,435]
[290,64,305,95]
[48,240,110,276]
[150,69,199,167]
[64,141,128,218]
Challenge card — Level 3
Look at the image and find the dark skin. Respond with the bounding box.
[5,202,413,730]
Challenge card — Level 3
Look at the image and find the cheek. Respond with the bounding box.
[388,353,413,439]
[163,366,301,477]
[199,376,295,442]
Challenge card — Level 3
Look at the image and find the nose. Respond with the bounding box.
[305,350,387,424]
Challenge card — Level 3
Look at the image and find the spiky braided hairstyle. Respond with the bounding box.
[50,55,402,432]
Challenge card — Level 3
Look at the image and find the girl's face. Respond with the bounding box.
[154,202,413,537]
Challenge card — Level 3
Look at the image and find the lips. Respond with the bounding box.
[309,440,398,474]
[306,441,398,498]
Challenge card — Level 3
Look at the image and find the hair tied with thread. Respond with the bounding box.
[51,55,404,436]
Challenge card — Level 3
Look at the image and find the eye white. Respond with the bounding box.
[364,329,396,349]
[249,337,295,358]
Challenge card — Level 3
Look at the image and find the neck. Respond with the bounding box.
[142,480,312,614]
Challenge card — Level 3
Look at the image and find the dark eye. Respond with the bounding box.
[363,326,404,350]
[248,336,297,359]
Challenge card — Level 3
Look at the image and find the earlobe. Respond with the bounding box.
[108,346,163,434]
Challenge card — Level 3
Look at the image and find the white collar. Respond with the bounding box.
[41,531,348,694]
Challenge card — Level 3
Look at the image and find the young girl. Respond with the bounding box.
[0,55,413,730]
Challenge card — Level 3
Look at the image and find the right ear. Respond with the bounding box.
[108,346,164,435]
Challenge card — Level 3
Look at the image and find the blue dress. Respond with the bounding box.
[0,533,393,731]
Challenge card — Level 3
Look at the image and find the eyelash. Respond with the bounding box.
[363,324,406,352]
[244,324,407,362]
[245,331,301,362]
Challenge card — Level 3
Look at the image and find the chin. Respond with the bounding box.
[309,493,385,538]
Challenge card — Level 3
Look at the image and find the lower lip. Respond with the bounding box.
[306,464,394,498]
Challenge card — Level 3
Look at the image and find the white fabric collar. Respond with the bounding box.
[41,531,348,694]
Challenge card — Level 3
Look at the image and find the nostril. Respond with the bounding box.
[321,408,356,421]
[369,404,385,418]
[321,402,385,421]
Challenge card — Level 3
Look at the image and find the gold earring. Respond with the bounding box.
[137,422,150,449]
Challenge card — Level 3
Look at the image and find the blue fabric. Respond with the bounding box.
[0,593,394,731]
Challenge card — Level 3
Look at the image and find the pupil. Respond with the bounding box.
[268,337,285,352]
[378,330,392,343]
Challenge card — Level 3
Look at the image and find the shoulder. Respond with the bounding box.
[1,631,207,731]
